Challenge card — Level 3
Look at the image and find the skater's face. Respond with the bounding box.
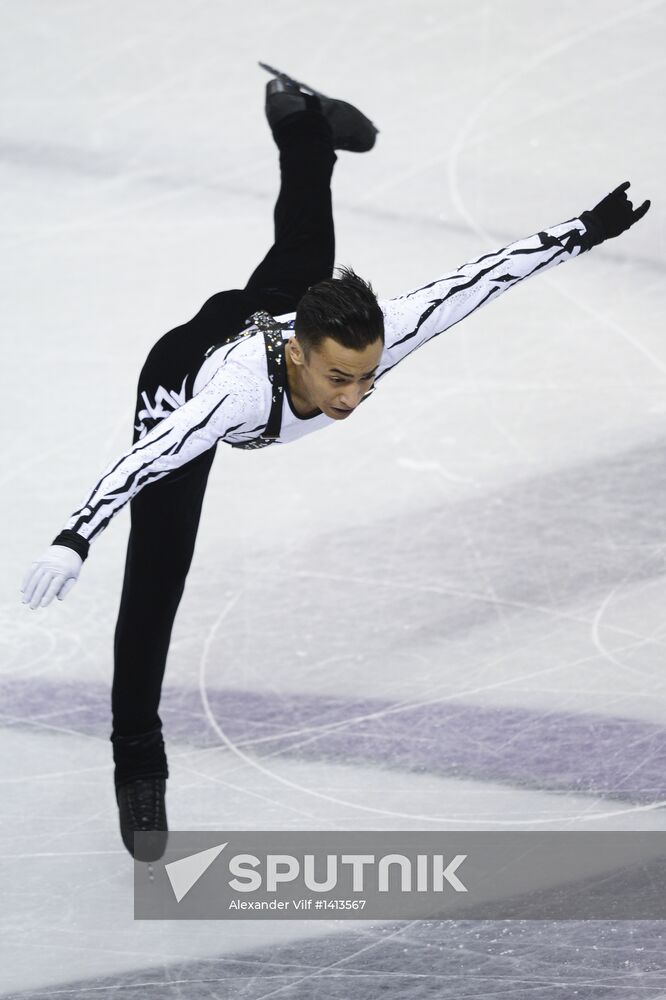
[288,335,384,420]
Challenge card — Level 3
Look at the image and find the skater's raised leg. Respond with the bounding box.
[244,98,337,314]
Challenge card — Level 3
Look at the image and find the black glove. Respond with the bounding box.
[580,181,650,248]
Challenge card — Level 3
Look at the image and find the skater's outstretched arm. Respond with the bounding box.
[375,182,650,380]
[21,362,268,608]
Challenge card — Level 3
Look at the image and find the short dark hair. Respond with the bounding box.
[295,265,384,359]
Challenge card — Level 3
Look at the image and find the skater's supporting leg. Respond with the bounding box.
[111,448,216,785]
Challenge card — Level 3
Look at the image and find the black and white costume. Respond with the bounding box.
[57,217,589,553]
[28,99,621,788]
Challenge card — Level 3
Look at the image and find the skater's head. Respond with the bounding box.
[289,266,384,421]
[295,266,384,358]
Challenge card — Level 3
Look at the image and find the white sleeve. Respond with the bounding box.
[61,361,267,545]
[375,217,591,380]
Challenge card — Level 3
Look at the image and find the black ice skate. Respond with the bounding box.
[260,61,379,152]
[115,776,168,862]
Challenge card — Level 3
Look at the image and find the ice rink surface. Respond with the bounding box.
[2,0,666,995]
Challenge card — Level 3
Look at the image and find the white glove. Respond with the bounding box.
[21,545,83,609]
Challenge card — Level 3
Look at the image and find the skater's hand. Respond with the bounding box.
[581,181,651,248]
[21,545,82,609]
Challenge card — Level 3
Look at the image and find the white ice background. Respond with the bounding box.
[2,0,666,996]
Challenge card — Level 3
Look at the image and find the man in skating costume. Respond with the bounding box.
[21,65,650,860]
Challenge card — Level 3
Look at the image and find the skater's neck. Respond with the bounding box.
[285,346,321,418]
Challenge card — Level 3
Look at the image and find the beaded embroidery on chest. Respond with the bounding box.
[230,310,290,450]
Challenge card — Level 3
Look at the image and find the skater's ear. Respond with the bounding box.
[287,335,308,367]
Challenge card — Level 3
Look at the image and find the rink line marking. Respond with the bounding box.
[590,570,666,681]
[3,643,663,796]
[218,629,660,767]
[449,0,666,402]
[193,550,666,797]
[4,670,666,825]
[465,56,666,152]
[447,0,666,429]
[7,570,665,807]
[7,563,663,766]
[196,591,322,822]
[350,1,664,230]
[291,567,663,644]
[540,275,666,379]
[448,0,666,245]
[215,645,666,755]
[587,521,666,683]
[178,760,322,823]
[197,592,666,826]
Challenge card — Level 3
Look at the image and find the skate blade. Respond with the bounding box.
[258,61,323,98]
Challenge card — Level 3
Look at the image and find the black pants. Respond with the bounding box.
[111,110,337,785]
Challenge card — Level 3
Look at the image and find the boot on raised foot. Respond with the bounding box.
[261,61,379,152]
